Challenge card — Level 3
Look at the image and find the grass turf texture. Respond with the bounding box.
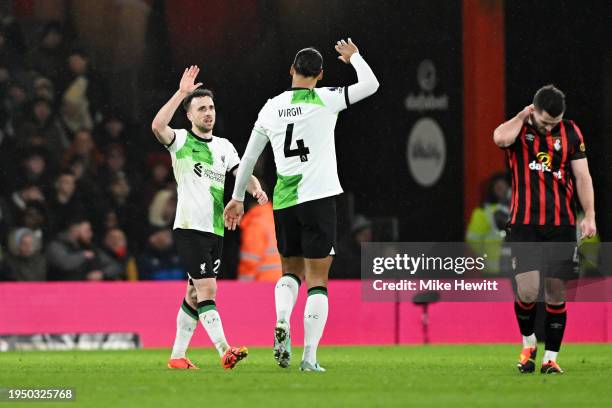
[1,344,611,408]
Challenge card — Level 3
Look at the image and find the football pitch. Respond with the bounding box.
[1,344,611,408]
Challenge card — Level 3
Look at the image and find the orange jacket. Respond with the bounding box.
[237,203,282,282]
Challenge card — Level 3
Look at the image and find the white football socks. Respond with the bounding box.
[170,301,198,359]
[198,302,229,356]
[522,334,537,348]
[275,274,300,324]
[302,288,329,365]
[543,350,558,363]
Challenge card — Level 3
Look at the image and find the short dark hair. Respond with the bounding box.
[533,85,566,117]
[182,88,214,112]
[293,47,323,77]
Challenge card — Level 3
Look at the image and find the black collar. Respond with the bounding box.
[187,129,213,143]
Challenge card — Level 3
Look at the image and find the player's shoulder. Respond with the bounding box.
[212,135,236,149]
[561,119,583,139]
[170,128,189,137]
[166,128,189,150]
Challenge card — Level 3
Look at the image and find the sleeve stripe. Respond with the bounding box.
[164,131,177,149]
[228,163,240,174]
[344,86,350,109]
[570,121,585,143]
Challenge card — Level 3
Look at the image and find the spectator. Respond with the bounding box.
[26,21,68,84]
[331,214,373,279]
[59,48,108,125]
[60,76,93,133]
[148,188,176,228]
[46,217,116,281]
[100,227,137,280]
[0,227,46,281]
[105,173,146,247]
[237,199,281,282]
[465,172,511,275]
[142,153,173,207]
[6,182,45,227]
[62,128,103,174]
[98,143,129,188]
[28,97,70,165]
[20,202,47,248]
[95,114,126,150]
[46,172,84,236]
[136,226,184,280]
[16,148,52,194]
[32,76,55,101]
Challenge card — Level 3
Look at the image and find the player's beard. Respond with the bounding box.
[195,121,214,134]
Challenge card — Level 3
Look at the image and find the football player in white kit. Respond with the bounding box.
[152,66,267,370]
[225,39,379,371]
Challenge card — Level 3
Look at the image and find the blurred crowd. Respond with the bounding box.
[0,16,382,282]
[0,18,186,282]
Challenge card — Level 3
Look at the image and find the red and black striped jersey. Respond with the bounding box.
[503,119,586,226]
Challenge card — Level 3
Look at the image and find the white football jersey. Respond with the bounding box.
[254,87,348,209]
[166,129,240,236]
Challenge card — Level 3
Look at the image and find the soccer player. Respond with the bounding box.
[493,85,597,374]
[224,39,379,371]
[151,66,268,370]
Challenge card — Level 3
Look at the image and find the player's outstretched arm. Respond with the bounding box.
[335,38,380,104]
[493,104,533,148]
[151,65,203,145]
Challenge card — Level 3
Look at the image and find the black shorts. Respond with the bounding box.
[505,224,578,279]
[273,196,337,259]
[173,228,223,280]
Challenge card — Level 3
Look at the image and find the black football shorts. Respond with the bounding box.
[273,196,337,259]
[505,224,578,280]
[173,228,223,280]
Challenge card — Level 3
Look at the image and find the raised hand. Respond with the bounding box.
[335,38,359,64]
[179,65,203,94]
[518,104,535,122]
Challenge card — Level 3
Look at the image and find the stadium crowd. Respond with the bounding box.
[0,17,379,282]
[0,19,189,281]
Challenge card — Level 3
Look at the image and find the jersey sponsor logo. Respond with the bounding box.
[529,153,563,179]
[193,162,225,183]
[278,106,303,118]
[536,152,551,166]
[193,162,203,177]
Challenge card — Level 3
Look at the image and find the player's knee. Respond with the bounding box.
[516,286,539,303]
[545,291,565,304]
[193,278,217,300]
[186,294,198,308]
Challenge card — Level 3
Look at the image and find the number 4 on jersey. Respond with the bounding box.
[284,123,310,162]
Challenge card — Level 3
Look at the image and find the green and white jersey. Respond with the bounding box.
[166,129,240,236]
[254,87,348,210]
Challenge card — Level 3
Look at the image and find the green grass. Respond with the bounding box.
[1,344,611,408]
